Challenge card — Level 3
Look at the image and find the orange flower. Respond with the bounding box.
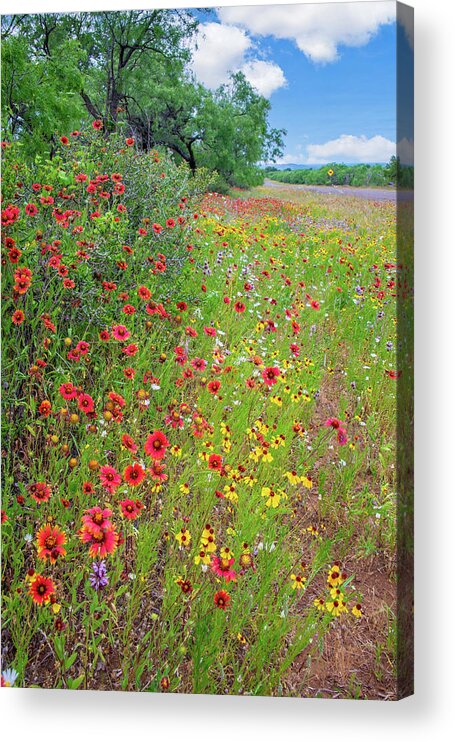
[12,309,25,325]
[80,525,119,558]
[36,524,67,563]
[29,574,56,605]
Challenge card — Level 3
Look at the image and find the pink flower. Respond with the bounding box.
[112,324,130,341]
[324,418,343,430]
[82,506,113,535]
[144,430,170,460]
[262,366,280,386]
[211,556,237,583]
[324,418,348,445]
[190,357,207,371]
[99,465,122,493]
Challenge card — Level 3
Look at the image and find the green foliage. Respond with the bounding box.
[1,11,284,188]
[1,20,85,157]
[265,158,414,189]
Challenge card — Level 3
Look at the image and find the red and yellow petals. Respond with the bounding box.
[29,574,56,605]
[36,524,67,563]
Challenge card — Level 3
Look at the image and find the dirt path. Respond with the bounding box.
[264,178,413,202]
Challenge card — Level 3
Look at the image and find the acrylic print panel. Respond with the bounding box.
[0,1,413,699]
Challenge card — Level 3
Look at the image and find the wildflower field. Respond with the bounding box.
[1,128,410,697]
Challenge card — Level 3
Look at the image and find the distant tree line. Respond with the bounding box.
[1,11,285,190]
[265,157,413,189]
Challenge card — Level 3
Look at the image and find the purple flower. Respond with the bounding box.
[89,560,109,591]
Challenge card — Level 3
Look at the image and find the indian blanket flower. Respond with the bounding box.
[119,498,144,520]
[262,366,280,386]
[82,507,113,535]
[80,523,119,558]
[78,393,95,414]
[12,309,25,325]
[112,324,130,341]
[211,555,237,583]
[144,430,169,460]
[99,465,122,493]
[29,574,56,605]
[36,524,67,563]
[89,560,109,591]
[123,462,146,486]
[121,433,138,453]
[59,382,78,400]
[191,357,207,371]
[207,380,221,395]
[324,417,347,445]
[214,590,230,610]
[28,481,52,504]
[208,453,223,471]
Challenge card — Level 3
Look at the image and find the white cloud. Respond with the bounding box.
[274,152,307,166]
[218,2,396,63]
[306,134,396,163]
[241,60,287,97]
[190,22,286,97]
[191,22,251,89]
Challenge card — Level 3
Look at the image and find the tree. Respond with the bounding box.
[1,12,285,187]
[126,72,285,187]
[1,15,85,155]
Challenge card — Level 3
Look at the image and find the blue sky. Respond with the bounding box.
[189,2,413,164]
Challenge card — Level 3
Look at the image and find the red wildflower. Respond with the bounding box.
[122,344,138,356]
[119,499,144,520]
[80,524,118,558]
[121,433,138,453]
[138,285,151,301]
[28,482,52,504]
[123,462,146,486]
[112,324,130,341]
[262,366,280,386]
[29,574,56,605]
[99,465,122,493]
[208,454,223,471]
[12,310,25,325]
[36,524,67,563]
[211,556,237,583]
[191,357,207,371]
[78,393,95,414]
[214,590,231,610]
[25,203,38,216]
[207,380,221,395]
[82,507,113,535]
[144,430,169,460]
[39,400,52,417]
[59,382,78,400]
